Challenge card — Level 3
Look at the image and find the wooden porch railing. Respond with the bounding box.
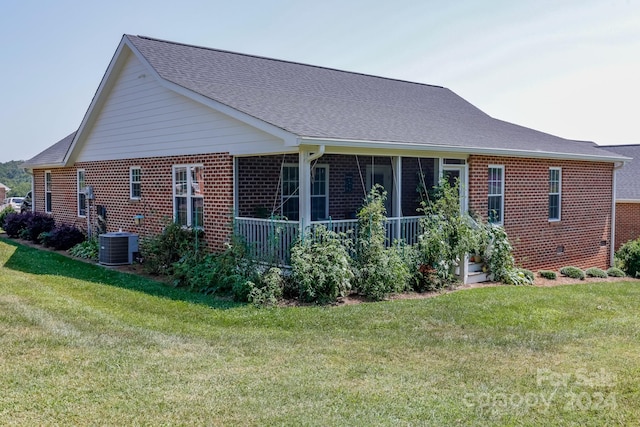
[234,216,423,265]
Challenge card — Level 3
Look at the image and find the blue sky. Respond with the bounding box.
[1,0,639,162]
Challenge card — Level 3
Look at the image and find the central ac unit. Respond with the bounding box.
[99,232,139,265]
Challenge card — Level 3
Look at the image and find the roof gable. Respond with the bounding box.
[606,145,640,200]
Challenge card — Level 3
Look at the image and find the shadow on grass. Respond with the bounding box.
[0,238,244,310]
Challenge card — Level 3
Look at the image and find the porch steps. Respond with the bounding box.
[466,261,489,284]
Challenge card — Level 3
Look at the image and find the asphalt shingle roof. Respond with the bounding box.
[22,131,76,168]
[605,145,640,200]
[24,35,627,168]
[126,35,623,160]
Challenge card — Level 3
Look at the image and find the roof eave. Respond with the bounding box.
[299,137,631,163]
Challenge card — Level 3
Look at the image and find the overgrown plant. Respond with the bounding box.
[353,186,411,300]
[141,220,201,275]
[615,238,640,278]
[69,238,99,261]
[172,235,258,299]
[247,267,284,307]
[416,178,475,286]
[291,225,353,304]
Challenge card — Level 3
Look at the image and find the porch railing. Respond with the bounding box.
[235,215,423,266]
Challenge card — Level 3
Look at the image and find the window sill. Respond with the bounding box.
[129,198,141,203]
[548,219,561,223]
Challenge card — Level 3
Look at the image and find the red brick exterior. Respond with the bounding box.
[0,186,7,203]
[615,202,640,250]
[237,154,433,219]
[468,155,613,271]
[32,151,615,269]
[32,153,233,251]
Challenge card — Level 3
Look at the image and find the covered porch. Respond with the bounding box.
[232,147,470,267]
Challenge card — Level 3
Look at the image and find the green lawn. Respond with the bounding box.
[1,239,639,426]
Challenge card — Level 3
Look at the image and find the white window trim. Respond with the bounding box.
[172,164,204,228]
[281,163,300,220]
[77,169,86,218]
[281,163,329,221]
[130,166,141,200]
[311,164,329,221]
[488,165,505,225]
[44,170,52,213]
[549,167,562,222]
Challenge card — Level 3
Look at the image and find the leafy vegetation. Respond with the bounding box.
[140,220,202,276]
[0,160,30,197]
[538,270,557,280]
[0,238,639,426]
[607,266,626,277]
[352,186,411,300]
[560,266,586,280]
[69,238,99,261]
[41,224,86,250]
[616,238,640,278]
[291,225,353,304]
[585,267,608,278]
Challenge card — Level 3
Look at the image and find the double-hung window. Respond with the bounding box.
[549,167,561,221]
[173,165,204,227]
[77,169,86,217]
[45,171,52,213]
[130,167,141,200]
[487,165,504,224]
[281,164,329,221]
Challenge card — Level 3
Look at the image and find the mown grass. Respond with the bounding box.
[1,238,639,426]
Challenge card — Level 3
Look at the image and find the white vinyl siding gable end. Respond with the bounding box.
[76,52,286,162]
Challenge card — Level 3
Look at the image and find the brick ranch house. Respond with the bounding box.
[22,35,629,278]
[607,145,640,250]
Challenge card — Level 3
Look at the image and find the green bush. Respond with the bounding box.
[502,268,534,286]
[560,266,586,280]
[615,238,640,278]
[172,236,257,299]
[0,205,15,229]
[538,270,557,280]
[585,267,608,279]
[41,224,86,250]
[416,178,475,285]
[291,226,353,304]
[69,238,99,261]
[141,221,201,275]
[606,267,625,278]
[353,187,412,300]
[247,267,284,307]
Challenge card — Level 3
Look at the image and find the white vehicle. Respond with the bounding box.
[2,197,24,211]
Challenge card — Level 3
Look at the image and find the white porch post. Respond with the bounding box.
[232,156,239,219]
[392,156,402,241]
[298,150,311,232]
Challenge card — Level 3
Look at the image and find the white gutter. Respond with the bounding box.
[611,161,626,266]
[299,137,631,163]
[305,144,325,162]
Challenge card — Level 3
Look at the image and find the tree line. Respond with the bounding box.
[0,161,31,197]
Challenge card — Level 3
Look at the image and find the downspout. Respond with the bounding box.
[611,161,625,266]
[306,145,325,163]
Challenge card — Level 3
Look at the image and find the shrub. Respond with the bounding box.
[172,236,257,298]
[539,270,557,280]
[560,266,586,280]
[353,187,412,300]
[141,221,201,275]
[606,267,625,278]
[3,212,30,238]
[483,224,520,283]
[416,178,475,285]
[41,224,86,250]
[0,205,16,229]
[24,212,55,242]
[615,238,640,278]
[585,267,608,279]
[247,267,284,307]
[291,226,353,304]
[69,238,99,261]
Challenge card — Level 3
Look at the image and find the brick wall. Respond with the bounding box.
[468,155,613,271]
[237,154,435,219]
[0,186,6,202]
[615,202,640,250]
[32,153,233,251]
